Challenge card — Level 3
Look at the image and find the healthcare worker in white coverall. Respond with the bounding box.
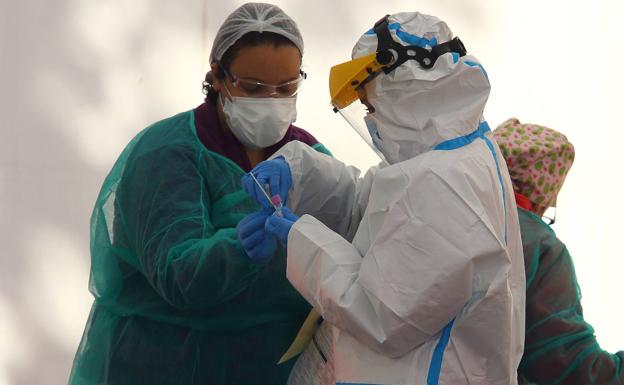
[237,12,525,385]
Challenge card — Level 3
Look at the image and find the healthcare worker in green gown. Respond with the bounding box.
[494,118,624,385]
[68,3,331,385]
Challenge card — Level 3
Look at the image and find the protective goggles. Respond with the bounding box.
[223,68,307,98]
[329,15,467,110]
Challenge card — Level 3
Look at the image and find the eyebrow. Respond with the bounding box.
[236,72,301,84]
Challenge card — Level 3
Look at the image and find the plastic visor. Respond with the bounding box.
[335,99,388,164]
[329,53,385,110]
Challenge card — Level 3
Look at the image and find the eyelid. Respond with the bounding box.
[239,83,262,92]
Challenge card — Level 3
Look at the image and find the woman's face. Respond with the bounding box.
[212,44,302,98]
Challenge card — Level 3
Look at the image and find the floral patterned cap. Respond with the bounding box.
[493,118,575,209]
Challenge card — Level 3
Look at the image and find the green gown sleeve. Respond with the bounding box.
[518,209,624,385]
[311,142,332,156]
[115,143,259,310]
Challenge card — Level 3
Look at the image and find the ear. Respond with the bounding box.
[210,63,222,93]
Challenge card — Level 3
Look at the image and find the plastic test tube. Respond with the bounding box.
[249,172,283,216]
[271,195,283,217]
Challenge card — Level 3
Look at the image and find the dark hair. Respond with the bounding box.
[203,31,301,103]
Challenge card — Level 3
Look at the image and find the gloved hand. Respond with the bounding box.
[242,156,292,208]
[265,207,299,246]
[236,208,277,267]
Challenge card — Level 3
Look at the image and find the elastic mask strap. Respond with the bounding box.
[373,15,467,73]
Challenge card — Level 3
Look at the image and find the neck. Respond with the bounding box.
[245,148,266,168]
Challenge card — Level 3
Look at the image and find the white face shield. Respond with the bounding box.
[335,95,389,164]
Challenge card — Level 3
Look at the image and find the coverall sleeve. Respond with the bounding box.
[286,169,509,358]
[519,216,624,385]
[274,141,376,241]
[116,146,259,310]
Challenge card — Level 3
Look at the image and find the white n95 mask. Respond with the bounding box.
[364,114,383,153]
[221,92,297,149]
[363,113,400,164]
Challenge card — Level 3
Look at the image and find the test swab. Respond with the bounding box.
[249,172,283,216]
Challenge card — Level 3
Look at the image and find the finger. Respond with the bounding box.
[243,173,261,193]
[260,207,275,217]
[279,169,291,202]
[241,229,265,250]
[280,207,298,222]
[265,215,289,234]
[248,244,264,259]
[250,211,271,227]
[241,174,252,194]
[236,215,253,234]
[269,173,280,198]
[237,213,267,238]
[243,177,264,206]
[264,216,279,235]
[248,179,271,208]
[254,174,274,207]
[255,161,274,174]
[257,193,272,208]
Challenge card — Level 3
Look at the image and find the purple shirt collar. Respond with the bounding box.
[194,101,319,172]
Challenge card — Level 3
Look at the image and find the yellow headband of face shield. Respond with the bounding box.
[329,53,386,110]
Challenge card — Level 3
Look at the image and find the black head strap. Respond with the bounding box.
[373,15,467,73]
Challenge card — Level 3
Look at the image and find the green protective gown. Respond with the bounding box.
[517,208,624,385]
[69,110,331,385]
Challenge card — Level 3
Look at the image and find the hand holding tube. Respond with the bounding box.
[265,207,299,246]
[242,157,292,208]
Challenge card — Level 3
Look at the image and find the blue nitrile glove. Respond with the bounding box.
[264,207,299,246]
[242,156,292,208]
[236,208,277,266]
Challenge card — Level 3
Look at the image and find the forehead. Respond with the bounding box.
[228,44,301,83]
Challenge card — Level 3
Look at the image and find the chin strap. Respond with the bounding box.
[373,15,467,73]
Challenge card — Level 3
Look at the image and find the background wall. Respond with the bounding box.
[1,1,622,384]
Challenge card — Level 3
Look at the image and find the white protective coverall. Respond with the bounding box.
[279,12,525,385]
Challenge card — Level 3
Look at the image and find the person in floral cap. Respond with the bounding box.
[493,118,624,385]
[494,117,575,218]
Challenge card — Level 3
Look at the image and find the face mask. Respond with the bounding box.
[220,87,297,149]
[364,114,384,153]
